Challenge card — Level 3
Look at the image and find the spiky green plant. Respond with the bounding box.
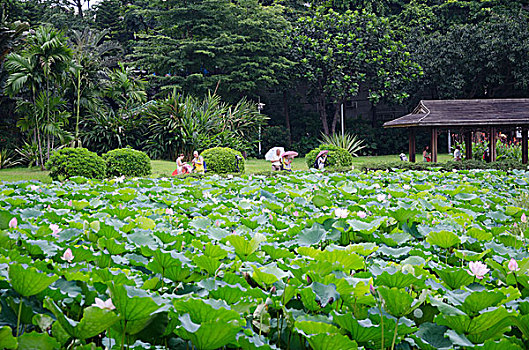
[320,132,366,157]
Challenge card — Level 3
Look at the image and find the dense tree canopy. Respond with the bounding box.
[2,0,529,159]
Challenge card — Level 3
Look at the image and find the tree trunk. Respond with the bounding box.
[331,100,344,135]
[282,90,291,145]
[32,89,45,171]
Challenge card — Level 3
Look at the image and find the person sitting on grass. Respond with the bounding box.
[282,156,292,172]
[314,152,327,170]
[192,151,205,173]
[176,154,192,174]
[270,149,282,171]
[423,146,431,162]
[453,145,462,161]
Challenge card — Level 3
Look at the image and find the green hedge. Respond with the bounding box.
[359,159,527,172]
[46,148,106,181]
[103,148,151,177]
[305,144,353,169]
[201,147,245,174]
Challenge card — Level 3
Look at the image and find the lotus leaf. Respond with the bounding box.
[8,264,58,297]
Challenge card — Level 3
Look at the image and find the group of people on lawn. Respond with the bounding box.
[174,151,205,175]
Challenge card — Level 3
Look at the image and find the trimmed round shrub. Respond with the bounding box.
[46,148,106,181]
[201,147,245,174]
[306,144,354,169]
[103,148,151,177]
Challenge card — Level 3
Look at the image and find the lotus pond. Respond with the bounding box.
[0,170,528,350]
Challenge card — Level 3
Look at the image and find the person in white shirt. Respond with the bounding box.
[270,148,282,171]
[453,145,462,161]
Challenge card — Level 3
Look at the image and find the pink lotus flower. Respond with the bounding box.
[47,205,51,210]
[357,211,367,219]
[165,208,174,215]
[369,284,376,297]
[61,248,74,263]
[8,217,17,229]
[468,261,490,279]
[92,298,115,310]
[522,213,527,223]
[49,223,61,236]
[334,208,349,219]
[376,194,386,202]
[215,220,221,227]
[293,211,299,217]
[508,258,520,272]
[67,200,72,207]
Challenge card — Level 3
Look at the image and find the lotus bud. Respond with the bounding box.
[522,213,527,223]
[8,217,17,229]
[369,284,376,297]
[508,258,520,272]
[270,286,276,294]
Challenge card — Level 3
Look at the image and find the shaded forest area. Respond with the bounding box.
[2,0,529,159]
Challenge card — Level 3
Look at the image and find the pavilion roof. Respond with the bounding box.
[383,99,529,128]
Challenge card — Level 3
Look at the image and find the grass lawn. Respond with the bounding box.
[0,154,454,183]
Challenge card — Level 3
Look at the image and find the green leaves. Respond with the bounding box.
[44,298,119,340]
[173,298,243,350]
[426,230,461,249]
[8,264,58,297]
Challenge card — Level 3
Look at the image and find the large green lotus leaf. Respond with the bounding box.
[311,282,339,308]
[300,287,321,312]
[173,298,241,324]
[193,255,221,276]
[240,218,259,230]
[346,219,383,234]
[295,320,340,336]
[466,315,515,344]
[389,208,420,224]
[252,267,280,286]
[0,326,17,349]
[479,338,525,350]
[108,284,166,322]
[176,313,241,350]
[374,270,424,289]
[426,230,461,249]
[164,265,193,283]
[8,264,58,297]
[17,331,60,350]
[228,235,260,258]
[509,314,529,340]
[312,194,332,208]
[135,216,156,230]
[377,287,415,318]
[44,298,118,340]
[297,224,326,246]
[345,243,378,256]
[434,267,474,290]
[261,245,295,260]
[435,306,512,337]
[459,290,504,316]
[209,285,247,304]
[204,243,228,260]
[332,313,381,343]
[236,333,277,350]
[414,322,452,350]
[321,250,364,271]
[98,237,127,255]
[306,333,358,350]
[466,227,493,241]
[454,249,491,262]
[148,249,182,275]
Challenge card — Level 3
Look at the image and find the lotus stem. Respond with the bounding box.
[390,317,399,350]
[379,303,384,350]
[120,320,127,350]
[16,300,22,338]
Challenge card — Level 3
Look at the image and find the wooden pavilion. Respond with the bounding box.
[383,99,529,164]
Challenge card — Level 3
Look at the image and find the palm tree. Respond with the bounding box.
[5,26,72,169]
[69,28,122,147]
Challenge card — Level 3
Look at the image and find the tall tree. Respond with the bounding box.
[129,0,293,101]
[5,26,72,169]
[290,7,421,134]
